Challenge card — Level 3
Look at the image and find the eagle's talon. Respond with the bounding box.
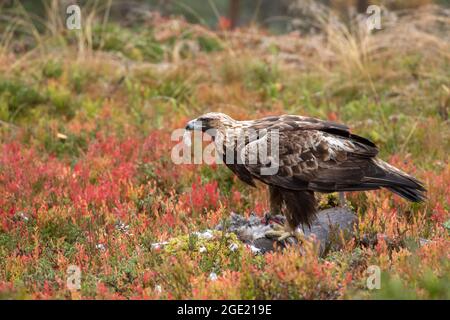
[264,228,294,242]
[263,213,284,226]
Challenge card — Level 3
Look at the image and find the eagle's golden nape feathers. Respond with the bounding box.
[185,112,427,241]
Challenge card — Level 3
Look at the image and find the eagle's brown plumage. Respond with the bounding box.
[185,112,426,232]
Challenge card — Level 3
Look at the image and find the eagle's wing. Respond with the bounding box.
[240,117,384,192]
[251,114,376,148]
[251,114,351,132]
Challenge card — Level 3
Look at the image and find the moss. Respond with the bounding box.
[161,230,244,273]
[164,230,242,257]
[317,193,340,210]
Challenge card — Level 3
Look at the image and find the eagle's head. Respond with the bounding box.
[185,112,235,132]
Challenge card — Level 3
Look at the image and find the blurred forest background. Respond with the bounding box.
[2,0,450,32]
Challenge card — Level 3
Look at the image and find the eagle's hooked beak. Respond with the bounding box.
[183,119,203,147]
[185,119,203,131]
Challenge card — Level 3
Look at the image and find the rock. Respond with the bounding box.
[303,207,357,255]
[152,207,358,257]
[216,212,272,243]
[216,207,358,256]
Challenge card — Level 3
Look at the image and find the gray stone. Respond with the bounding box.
[217,207,358,256]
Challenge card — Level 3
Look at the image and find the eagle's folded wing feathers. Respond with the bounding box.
[241,128,378,191]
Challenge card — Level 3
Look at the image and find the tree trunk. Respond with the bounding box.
[229,0,240,29]
[356,0,369,13]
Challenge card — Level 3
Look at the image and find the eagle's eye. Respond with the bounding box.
[201,116,219,124]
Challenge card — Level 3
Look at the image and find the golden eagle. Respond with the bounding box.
[185,112,426,240]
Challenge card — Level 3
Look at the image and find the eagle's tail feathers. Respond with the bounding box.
[366,159,427,203]
[386,185,426,203]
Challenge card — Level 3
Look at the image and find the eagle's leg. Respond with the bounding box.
[265,222,295,242]
[265,189,315,242]
[265,187,316,241]
[265,186,293,241]
[265,221,306,242]
[264,186,283,225]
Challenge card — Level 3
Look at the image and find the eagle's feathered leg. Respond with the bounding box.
[283,190,317,229]
[265,222,295,242]
[264,186,283,225]
[265,188,317,242]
